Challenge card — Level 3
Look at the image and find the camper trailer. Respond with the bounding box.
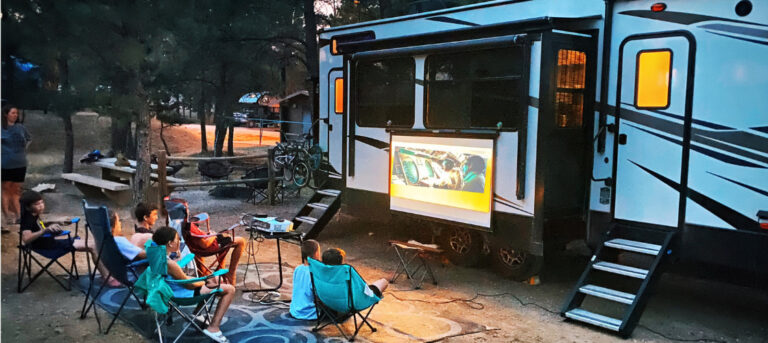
[311,0,767,336]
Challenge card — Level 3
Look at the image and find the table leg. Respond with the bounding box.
[242,238,284,293]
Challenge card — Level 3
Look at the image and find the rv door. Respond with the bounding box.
[612,33,694,228]
[328,69,345,174]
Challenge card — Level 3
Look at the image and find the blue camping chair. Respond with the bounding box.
[17,216,81,293]
[135,240,228,343]
[308,258,381,341]
[80,200,148,334]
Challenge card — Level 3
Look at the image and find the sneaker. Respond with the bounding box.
[202,329,229,343]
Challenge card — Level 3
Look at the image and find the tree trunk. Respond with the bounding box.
[132,83,152,207]
[159,122,171,155]
[198,88,208,152]
[213,102,226,157]
[111,116,131,154]
[303,0,320,143]
[62,114,74,173]
[226,123,234,156]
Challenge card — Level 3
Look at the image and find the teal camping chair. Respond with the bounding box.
[135,240,228,343]
[308,258,381,341]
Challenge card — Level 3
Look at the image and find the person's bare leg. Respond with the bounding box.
[73,238,110,277]
[203,283,235,333]
[1,182,12,221]
[372,278,389,293]
[9,182,23,219]
[225,237,245,285]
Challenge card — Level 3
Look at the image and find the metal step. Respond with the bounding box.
[605,238,661,256]
[296,216,318,225]
[579,284,636,305]
[329,173,342,179]
[318,189,341,197]
[593,261,648,279]
[565,308,621,332]
[307,202,329,210]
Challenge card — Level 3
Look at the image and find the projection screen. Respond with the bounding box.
[390,135,494,227]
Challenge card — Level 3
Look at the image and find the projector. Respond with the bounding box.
[250,217,294,233]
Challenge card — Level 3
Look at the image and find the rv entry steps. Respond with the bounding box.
[291,187,342,240]
[561,223,676,338]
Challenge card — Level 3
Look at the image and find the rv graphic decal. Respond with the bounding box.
[629,160,761,232]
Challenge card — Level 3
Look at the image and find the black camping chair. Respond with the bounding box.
[198,160,233,180]
[243,166,285,204]
[80,200,148,334]
[17,217,81,293]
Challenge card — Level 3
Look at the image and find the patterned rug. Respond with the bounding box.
[76,262,490,342]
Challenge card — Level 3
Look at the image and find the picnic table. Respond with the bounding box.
[63,157,187,205]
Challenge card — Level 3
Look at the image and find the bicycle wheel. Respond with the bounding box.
[293,161,311,188]
[309,167,329,189]
[283,161,294,182]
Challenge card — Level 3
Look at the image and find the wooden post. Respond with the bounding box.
[158,150,168,224]
[259,118,264,146]
[267,147,275,205]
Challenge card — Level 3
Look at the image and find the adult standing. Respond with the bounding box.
[2,105,31,229]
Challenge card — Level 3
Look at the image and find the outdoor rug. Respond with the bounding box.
[76,263,491,342]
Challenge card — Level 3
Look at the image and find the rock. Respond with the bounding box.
[54,327,63,334]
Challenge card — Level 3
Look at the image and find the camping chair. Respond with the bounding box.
[17,217,81,293]
[164,197,196,274]
[80,200,148,334]
[182,211,239,279]
[135,241,228,343]
[308,258,381,342]
[243,166,271,204]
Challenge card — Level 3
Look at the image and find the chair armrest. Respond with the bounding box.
[211,269,229,277]
[167,268,228,284]
[189,232,220,238]
[41,230,71,238]
[176,253,196,268]
[128,259,149,267]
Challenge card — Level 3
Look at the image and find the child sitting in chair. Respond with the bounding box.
[153,226,236,343]
[290,239,321,320]
[19,190,94,255]
[322,248,389,298]
[129,202,158,248]
[103,209,147,287]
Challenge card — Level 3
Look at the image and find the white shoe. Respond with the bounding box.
[194,314,209,326]
[203,329,229,343]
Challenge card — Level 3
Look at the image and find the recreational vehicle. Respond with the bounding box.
[307,0,767,336]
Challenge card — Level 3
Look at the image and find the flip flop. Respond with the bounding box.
[202,329,229,343]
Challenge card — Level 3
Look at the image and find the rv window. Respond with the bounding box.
[635,49,672,109]
[424,46,527,129]
[355,57,415,127]
[555,49,587,128]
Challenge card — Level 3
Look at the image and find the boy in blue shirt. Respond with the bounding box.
[289,239,320,320]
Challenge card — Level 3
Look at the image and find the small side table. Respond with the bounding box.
[388,240,442,289]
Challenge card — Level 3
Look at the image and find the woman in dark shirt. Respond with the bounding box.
[2,105,31,226]
[20,191,94,254]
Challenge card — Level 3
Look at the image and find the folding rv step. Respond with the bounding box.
[564,308,621,332]
[605,238,661,255]
[593,261,648,279]
[579,284,636,305]
[329,173,342,179]
[318,189,341,197]
[307,202,329,210]
[296,216,318,224]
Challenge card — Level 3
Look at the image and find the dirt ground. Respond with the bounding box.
[2,111,767,342]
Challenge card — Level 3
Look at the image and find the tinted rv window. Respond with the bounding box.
[425,47,527,129]
[555,49,586,128]
[355,57,415,127]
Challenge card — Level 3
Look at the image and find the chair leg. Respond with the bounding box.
[104,286,133,334]
[155,312,165,343]
[17,249,25,293]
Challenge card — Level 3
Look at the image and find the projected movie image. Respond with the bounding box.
[392,147,488,193]
[390,136,494,227]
